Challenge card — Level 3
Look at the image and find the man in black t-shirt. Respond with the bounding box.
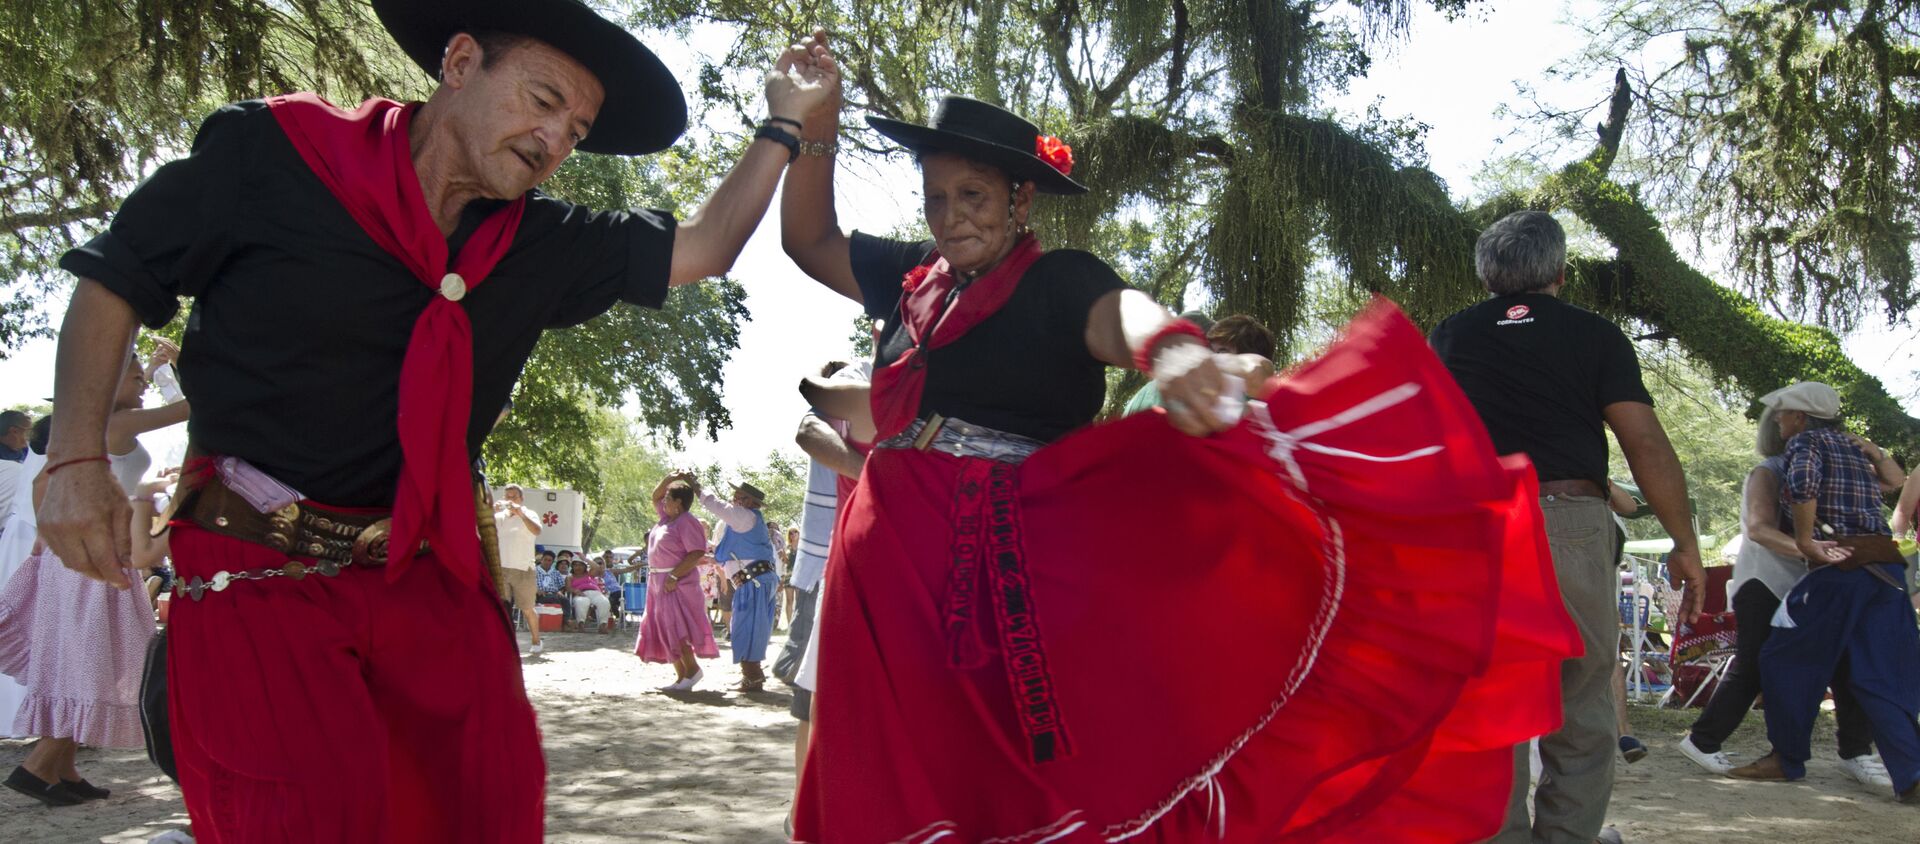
[32,5,838,840]
[1431,210,1704,844]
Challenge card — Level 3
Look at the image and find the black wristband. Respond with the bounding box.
[766,116,804,131]
[755,124,801,162]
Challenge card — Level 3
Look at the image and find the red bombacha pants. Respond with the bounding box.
[165,523,544,843]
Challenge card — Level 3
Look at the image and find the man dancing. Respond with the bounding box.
[34,2,835,840]
[698,479,781,691]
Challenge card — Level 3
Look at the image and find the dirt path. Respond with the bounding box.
[4,629,1914,842]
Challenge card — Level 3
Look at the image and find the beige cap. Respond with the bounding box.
[1759,382,1841,419]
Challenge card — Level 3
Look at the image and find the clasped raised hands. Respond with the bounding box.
[765,29,841,128]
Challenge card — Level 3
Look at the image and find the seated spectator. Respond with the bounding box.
[592,558,623,620]
[535,551,569,625]
[567,560,612,634]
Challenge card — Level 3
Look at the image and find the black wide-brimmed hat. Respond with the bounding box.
[868,96,1088,195]
[373,0,686,156]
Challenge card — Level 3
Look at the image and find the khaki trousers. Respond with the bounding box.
[1491,494,1618,844]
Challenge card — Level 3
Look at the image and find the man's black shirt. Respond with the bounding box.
[61,101,677,506]
[1428,293,1653,485]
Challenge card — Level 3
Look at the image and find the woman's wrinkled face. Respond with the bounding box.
[920,152,1033,276]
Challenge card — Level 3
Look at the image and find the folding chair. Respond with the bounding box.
[623,581,647,628]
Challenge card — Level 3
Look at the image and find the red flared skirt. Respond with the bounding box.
[793,302,1581,843]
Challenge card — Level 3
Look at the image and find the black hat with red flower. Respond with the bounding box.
[868,96,1087,195]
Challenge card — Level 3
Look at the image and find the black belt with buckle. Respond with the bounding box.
[742,561,775,578]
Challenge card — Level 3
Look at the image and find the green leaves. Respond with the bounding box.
[1552,0,1920,329]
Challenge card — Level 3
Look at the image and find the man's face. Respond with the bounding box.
[0,418,26,449]
[1776,409,1808,440]
[731,489,759,509]
[504,487,524,505]
[438,34,606,200]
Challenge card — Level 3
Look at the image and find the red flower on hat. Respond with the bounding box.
[1035,135,1073,176]
[902,265,931,293]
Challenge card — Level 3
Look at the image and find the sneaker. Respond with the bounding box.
[1900,778,1918,804]
[682,668,704,691]
[1678,735,1736,775]
[528,641,543,656]
[1838,754,1893,790]
[1618,735,1648,764]
[1595,828,1624,844]
[148,831,196,844]
[1727,752,1797,782]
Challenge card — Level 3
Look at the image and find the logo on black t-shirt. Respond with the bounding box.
[1498,304,1535,326]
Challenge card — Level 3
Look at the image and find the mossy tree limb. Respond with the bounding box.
[1536,70,1920,456]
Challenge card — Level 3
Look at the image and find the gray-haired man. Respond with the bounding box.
[1431,210,1705,844]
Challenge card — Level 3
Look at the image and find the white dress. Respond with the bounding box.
[0,450,44,736]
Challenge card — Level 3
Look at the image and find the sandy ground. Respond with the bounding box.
[4,626,1916,843]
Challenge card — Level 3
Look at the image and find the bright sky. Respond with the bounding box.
[2,1,1913,479]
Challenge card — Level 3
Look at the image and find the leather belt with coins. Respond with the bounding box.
[168,470,421,602]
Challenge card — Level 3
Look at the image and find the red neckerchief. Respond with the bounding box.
[267,93,526,588]
[870,235,1045,441]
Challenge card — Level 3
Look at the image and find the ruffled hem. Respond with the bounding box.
[634,591,721,663]
[12,693,146,748]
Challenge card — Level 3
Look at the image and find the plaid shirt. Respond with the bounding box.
[1782,427,1889,537]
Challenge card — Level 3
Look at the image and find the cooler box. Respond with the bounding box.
[535,605,563,632]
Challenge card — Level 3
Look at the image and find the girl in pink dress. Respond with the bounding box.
[633,474,718,691]
[1,349,188,806]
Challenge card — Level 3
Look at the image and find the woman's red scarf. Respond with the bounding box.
[870,234,1045,441]
[266,93,526,588]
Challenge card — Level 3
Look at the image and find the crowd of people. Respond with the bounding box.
[3,2,1917,843]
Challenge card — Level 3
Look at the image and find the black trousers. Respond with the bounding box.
[1687,578,1874,758]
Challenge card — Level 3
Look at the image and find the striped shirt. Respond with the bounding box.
[1783,427,1889,537]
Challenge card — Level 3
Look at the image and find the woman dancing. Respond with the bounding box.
[2,345,187,805]
[634,473,719,691]
[778,32,1579,844]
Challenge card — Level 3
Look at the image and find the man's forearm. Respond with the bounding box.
[669,139,790,285]
[1619,434,1698,551]
[798,418,863,479]
[1791,500,1819,547]
[699,493,759,533]
[518,510,541,535]
[50,279,140,461]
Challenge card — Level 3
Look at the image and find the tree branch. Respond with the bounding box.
[1,197,116,234]
[1044,0,1089,115]
[1590,67,1633,176]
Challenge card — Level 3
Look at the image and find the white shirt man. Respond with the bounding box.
[493,484,544,654]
